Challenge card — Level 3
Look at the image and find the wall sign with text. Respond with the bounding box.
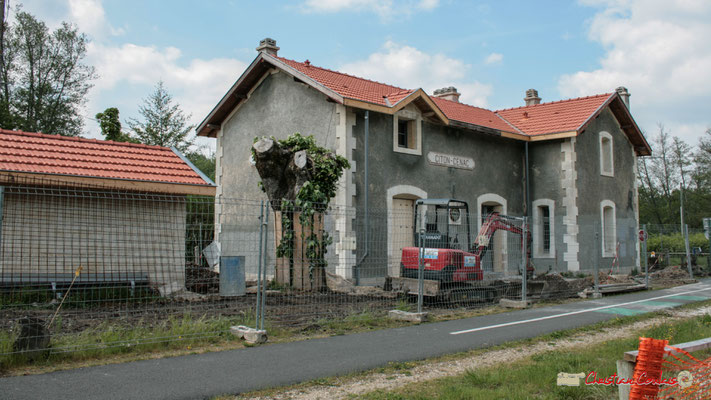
[426,151,475,170]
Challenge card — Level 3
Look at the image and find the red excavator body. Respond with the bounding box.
[400,199,532,284]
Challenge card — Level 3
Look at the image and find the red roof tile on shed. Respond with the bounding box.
[0,129,211,186]
[495,93,614,136]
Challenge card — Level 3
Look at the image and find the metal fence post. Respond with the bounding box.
[521,216,527,303]
[685,224,693,279]
[417,228,424,314]
[706,218,711,271]
[643,224,648,290]
[256,201,264,329]
[260,202,269,331]
[594,226,600,296]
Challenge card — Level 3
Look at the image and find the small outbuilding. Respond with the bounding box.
[0,129,216,295]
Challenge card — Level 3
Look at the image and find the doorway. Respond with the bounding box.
[480,202,506,273]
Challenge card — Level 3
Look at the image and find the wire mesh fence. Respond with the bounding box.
[643,224,710,274]
[0,178,704,363]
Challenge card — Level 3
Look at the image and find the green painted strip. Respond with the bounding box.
[668,295,709,301]
[639,301,682,308]
[595,308,647,316]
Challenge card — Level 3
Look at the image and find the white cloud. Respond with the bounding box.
[86,42,246,142]
[301,0,439,17]
[90,43,245,106]
[14,0,247,148]
[340,41,492,107]
[418,0,440,10]
[484,53,503,65]
[558,0,711,144]
[67,0,123,38]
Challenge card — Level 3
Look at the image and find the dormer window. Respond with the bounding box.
[599,131,613,177]
[393,109,422,155]
[397,120,414,149]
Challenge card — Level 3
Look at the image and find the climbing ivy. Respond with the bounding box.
[255,133,350,288]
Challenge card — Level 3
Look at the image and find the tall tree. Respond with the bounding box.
[127,81,194,152]
[0,8,96,136]
[695,128,711,189]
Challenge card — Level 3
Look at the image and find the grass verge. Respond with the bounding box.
[0,297,515,376]
[230,299,711,400]
[355,312,711,399]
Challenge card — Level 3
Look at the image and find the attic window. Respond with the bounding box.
[397,120,414,148]
[393,111,421,156]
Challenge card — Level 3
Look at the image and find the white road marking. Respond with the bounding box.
[449,286,711,335]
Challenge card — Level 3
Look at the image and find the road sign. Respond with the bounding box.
[704,218,711,240]
[639,229,647,242]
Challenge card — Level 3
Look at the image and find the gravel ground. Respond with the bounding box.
[238,305,711,400]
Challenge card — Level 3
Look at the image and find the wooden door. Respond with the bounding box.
[391,198,414,277]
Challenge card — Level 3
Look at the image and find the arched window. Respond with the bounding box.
[532,199,555,258]
[601,200,616,257]
[599,131,614,177]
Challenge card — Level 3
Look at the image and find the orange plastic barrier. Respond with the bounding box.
[630,337,668,400]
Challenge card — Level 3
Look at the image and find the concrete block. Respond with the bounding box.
[578,290,603,299]
[230,325,268,344]
[388,310,428,323]
[499,298,532,309]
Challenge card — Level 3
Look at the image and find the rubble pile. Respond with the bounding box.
[649,265,696,285]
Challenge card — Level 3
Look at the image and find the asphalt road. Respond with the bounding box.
[3,281,711,400]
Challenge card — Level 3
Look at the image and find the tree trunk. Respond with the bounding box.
[252,138,311,210]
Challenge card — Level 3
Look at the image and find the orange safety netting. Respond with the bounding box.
[630,337,668,400]
[657,344,711,398]
[629,336,711,399]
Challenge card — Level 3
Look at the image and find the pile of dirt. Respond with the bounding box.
[650,265,696,285]
[599,273,636,285]
[533,273,592,299]
[185,265,220,294]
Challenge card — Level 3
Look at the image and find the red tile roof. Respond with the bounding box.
[202,53,641,146]
[278,57,412,107]
[495,94,614,136]
[0,129,212,187]
[432,97,516,133]
[276,56,519,132]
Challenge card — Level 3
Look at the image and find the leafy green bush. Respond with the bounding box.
[647,232,709,253]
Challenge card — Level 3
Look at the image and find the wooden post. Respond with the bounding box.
[274,211,290,286]
[274,211,325,291]
[616,359,634,400]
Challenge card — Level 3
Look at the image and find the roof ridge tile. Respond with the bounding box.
[494,93,613,113]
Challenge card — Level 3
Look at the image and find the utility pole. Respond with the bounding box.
[680,184,685,236]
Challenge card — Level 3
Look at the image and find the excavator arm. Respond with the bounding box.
[473,212,534,274]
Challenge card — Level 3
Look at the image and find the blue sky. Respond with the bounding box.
[15,0,711,151]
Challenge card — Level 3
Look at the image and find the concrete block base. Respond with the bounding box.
[388,310,428,323]
[578,290,604,299]
[230,325,268,344]
[499,298,532,309]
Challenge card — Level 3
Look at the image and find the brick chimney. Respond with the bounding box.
[524,89,541,106]
[256,38,279,56]
[433,86,461,103]
[616,86,630,109]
